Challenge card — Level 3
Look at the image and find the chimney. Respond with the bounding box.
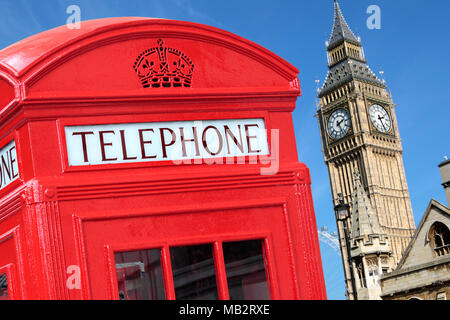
[438,157,450,206]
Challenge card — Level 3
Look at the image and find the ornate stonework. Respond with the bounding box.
[349,170,394,300]
[316,0,416,300]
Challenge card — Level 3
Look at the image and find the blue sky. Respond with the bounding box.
[0,0,448,300]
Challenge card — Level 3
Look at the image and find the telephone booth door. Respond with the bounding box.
[78,202,298,300]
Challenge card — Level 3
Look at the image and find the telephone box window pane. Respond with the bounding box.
[170,244,218,300]
[0,274,8,300]
[223,240,270,300]
[115,249,165,300]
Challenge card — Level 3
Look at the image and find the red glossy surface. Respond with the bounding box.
[0,18,326,300]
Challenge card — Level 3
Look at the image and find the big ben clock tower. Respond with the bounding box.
[316,0,416,299]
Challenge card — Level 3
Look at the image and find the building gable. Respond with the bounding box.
[397,199,450,270]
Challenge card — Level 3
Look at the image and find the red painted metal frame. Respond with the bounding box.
[75,198,293,299]
[0,18,326,300]
[105,235,277,300]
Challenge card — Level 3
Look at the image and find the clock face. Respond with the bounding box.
[369,104,391,133]
[327,109,351,140]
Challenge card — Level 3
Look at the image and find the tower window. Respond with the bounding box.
[354,258,366,288]
[368,266,378,277]
[428,222,450,257]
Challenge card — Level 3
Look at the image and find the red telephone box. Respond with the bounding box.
[0,18,326,300]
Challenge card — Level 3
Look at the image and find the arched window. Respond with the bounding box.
[354,258,366,288]
[428,222,450,257]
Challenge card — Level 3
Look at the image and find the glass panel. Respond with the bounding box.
[115,249,165,300]
[170,244,218,300]
[0,274,8,300]
[223,240,270,300]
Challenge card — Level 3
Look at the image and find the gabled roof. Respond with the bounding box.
[396,199,450,270]
[328,0,361,50]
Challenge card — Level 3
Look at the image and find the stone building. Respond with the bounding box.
[348,170,394,300]
[316,0,416,299]
[380,160,450,300]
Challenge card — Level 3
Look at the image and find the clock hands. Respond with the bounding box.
[328,109,350,139]
[378,115,387,131]
[370,105,391,133]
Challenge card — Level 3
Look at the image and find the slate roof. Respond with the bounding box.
[328,0,361,50]
[350,170,385,240]
[319,1,386,97]
[319,58,385,97]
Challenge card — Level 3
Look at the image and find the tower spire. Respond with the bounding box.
[328,0,360,50]
[318,0,385,98]
[349,170,394,300]
[316,0,417,300]
[350,170,384,240]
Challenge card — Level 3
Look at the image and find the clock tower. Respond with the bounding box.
[316,0,416,299]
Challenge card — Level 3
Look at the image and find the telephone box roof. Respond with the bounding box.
[0,17,299,80]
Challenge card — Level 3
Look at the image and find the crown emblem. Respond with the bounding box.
[133,39,194,88]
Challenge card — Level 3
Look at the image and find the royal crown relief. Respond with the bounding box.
[133,39,195,89]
